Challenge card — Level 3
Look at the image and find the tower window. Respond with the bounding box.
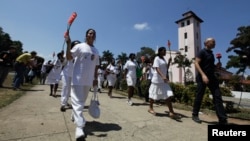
[181,22,185,27]
[185,46,188,52]
[187,20,190,25]
[184,32,187,39]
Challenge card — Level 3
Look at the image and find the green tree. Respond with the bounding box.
[116,52,128,65]
[0,27,12,52]
[101,50,114,67]
[12,41,23,55]
[0,26,23,56]
[226,25,250,74]
[135,47,155,63]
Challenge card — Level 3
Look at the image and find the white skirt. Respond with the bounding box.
[149,83,173,100]
[126,76,136,87]
[106,74,117,86]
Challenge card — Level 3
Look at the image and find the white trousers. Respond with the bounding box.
[97,77,104,90]
[60,75,72,106]
[71,85,90,128]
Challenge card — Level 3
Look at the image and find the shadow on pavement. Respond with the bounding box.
[85,121,122,137]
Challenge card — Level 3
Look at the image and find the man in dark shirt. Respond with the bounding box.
[0,46,16,87]
[192,37,228,125]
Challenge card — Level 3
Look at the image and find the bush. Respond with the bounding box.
[124,79,234,111]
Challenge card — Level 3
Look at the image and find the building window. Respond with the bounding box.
[196,32,199,39]
[181,22,185,27]
[184,32,187,39]
[187,20,190,25]
[185,46,188,52]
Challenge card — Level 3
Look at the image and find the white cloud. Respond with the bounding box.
[133,22,150,31]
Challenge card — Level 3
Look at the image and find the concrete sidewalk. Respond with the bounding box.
[0,84,249,141]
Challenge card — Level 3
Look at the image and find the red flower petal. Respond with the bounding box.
[68,12,77,25]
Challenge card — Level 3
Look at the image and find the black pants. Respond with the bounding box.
[144,79,151,102]
[192,74,227,122]
[136,78,142,97]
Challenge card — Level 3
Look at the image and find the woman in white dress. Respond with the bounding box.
[105,58,118,98]
[46,52,64,97]
[124,53,137,106]
[148,47,178,119]
[65,28,99,140]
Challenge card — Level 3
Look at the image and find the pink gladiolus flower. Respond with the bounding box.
[68,12,77,25]
[216,53,222,59]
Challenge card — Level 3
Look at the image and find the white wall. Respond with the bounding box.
[231,91,250,99]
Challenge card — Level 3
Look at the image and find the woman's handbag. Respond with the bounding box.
[88,87,100,119]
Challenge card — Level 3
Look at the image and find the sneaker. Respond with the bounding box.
[75,127,84,140]
[127,100,133,106]
[76,135,85,141]
[192,115,202,124]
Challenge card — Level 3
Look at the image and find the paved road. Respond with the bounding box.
[0,84,249,141]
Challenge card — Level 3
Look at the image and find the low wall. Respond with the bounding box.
[231,91,250,99]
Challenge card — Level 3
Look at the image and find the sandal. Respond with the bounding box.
[108,92,112,98]
[148,109,156,116]
[169,113,180,120]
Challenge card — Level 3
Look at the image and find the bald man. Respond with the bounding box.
[192,37,228,125]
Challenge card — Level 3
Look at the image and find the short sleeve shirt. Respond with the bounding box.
[197,48,215,75]
[124,60,137,79]
[151,56,167,83]
[16,53,31,64]
[71,42,99,86]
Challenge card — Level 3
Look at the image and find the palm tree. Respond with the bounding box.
[116,52,128,66]
[172,53,194,85]
[101,50,114,67]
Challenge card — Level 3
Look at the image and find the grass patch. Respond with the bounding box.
[0,73,35,109]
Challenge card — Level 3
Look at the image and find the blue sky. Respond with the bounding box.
[1,0,250,75]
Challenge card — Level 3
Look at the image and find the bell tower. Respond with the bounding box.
[175,11,203,82]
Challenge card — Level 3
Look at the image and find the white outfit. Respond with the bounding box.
[40,61,49,84]
[124,60,137,87]
[149,56,173,100]
[97,68,104,90]
[70,42,99,136]
[40,61,47,74]
[144,64,153,81]
[106,64,117,86]
[46,59,63,84]
[60,59,74,106]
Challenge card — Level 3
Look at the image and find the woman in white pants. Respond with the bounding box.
[97,65,105,93]
[60,40,81,112]
[65,29,99,141]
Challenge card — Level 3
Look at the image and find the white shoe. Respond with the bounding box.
[75,127,84,139]
[127,100,133,106]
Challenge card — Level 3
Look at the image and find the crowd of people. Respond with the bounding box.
[0,33,228,140]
